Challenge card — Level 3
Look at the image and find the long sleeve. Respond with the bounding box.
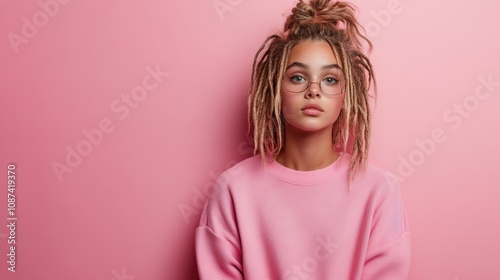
[195,172,244,280]
[361,178,411,280]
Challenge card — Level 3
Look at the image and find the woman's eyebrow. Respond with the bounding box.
[286,62,308,70]
[286,62,341,70]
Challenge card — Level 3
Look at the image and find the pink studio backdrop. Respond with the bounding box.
[0,0,499,279]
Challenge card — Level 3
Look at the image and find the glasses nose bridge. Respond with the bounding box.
[307,81,323,94]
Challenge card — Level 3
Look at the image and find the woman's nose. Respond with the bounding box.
[306,82,321,98]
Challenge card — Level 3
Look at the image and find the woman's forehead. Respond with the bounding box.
[286,39,341,70]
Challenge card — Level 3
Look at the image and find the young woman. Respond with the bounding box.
[196,0,411,279]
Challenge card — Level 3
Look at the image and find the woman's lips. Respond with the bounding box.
[301,104,324,116]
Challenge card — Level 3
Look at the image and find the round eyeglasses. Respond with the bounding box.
[282,75,343,96]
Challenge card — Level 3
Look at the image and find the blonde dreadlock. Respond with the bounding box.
[247,0,376,189]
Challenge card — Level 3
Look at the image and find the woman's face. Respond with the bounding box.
[280,39,345,133]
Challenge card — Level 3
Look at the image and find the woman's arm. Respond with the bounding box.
[195,172,244,280]
[196,226,244,279]
[361,177,411,279]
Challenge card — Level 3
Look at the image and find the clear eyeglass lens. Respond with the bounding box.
[283,79,342,96]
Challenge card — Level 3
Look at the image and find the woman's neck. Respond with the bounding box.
[276,125,339,171]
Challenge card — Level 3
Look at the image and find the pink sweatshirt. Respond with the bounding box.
[195,152,411,279]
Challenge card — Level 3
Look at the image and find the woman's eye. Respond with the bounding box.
[323,77,338,85]
[290,75,305,83]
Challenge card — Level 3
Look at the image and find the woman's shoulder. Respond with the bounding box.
[216,154,266,182]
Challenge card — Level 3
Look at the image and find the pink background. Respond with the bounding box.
[1,0,499,279]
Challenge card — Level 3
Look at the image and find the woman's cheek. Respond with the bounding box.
[280,93,296,121]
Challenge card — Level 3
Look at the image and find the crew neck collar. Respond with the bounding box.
[263,152,350,185]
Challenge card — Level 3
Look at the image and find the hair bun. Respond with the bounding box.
[284,0,370,52]
[284,0,339,32]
